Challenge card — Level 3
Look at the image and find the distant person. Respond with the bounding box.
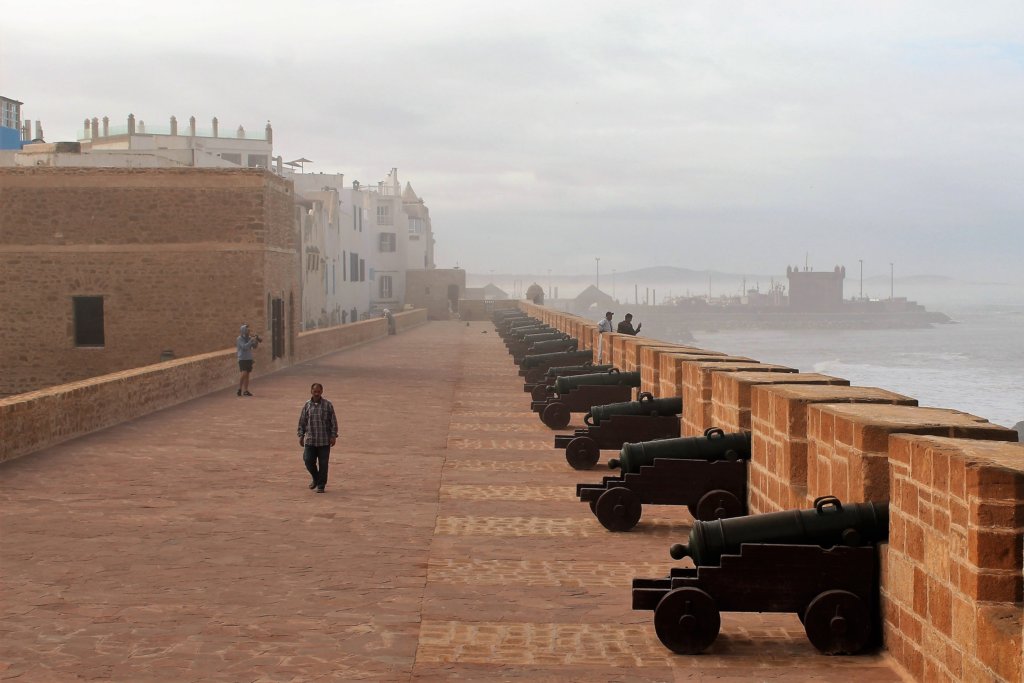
[383,308,396,335]
[597,311,614,363]
[616,313,641,336]
[297,382,339,494]
[236,324,261,397]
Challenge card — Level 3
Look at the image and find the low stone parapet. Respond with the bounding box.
[0,310,427,463]
[748,384,918,513]
[884,435,1024,682]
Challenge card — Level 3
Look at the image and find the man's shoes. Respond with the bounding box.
[309,480,317,490]
[243,391,253,396]
[236,389,242,396]
[316,488,325,493]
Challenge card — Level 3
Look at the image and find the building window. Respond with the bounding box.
[220,152,242,165]
[247,154,268,168]
[408,217,423,235]
[379,232,396,252]
[379,275,393,299]
[359,259,366,282]
[350,252,359,281]
[376,205,392,226]
[73,296,105,346]
[343,250,347,281]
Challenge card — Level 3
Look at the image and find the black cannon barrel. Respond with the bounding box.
[522,332,568,345]
[520,350,594,370]
[507,330,561,353]
[504,319,543,332]
[494,310,528,321]
[505,324,551,340]
[585,392,682,426]
[528,338,578,355]
[669,497,889,566]
[546,363,614,378]
[552,369,641,395]
[607,427,750,474]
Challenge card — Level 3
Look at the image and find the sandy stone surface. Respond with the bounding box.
[0,321,910,681]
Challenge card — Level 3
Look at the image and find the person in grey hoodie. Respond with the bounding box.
[236,323,261,396]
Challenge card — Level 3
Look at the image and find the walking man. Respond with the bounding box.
[236,324,261,396]
[297,383,339,493]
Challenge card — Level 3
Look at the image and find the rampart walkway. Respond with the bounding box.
[1,321,907,681]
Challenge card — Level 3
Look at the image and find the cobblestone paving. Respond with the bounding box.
[0,320,910,681]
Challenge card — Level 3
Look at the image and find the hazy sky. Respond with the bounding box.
[3,1,1023,284]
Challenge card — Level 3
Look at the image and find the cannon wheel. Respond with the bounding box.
[594,486,642,531]
[531,384,552,402]
[566,436,600,470]
[541,402,571,430]
[802,589,871,655]
[653,587,721,655]
[691,489,744,521]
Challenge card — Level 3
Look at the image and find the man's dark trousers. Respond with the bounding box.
[303,445,331,489]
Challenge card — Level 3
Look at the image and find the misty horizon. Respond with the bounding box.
[3,1,1022,286]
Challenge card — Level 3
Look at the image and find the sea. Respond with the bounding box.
[671,304,1024,431]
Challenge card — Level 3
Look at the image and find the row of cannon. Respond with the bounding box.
[494,310,889,656]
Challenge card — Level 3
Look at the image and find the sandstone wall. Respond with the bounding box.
[0,167,299,396]
[0,309,427,464]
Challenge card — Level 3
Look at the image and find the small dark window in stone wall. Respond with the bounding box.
[73,296,105,346]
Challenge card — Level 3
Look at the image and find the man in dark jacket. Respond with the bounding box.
[297,383,339,493]
[616,313,641,335]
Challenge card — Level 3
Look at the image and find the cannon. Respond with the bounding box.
[575,428,749,530]
[517,337,578,362]
[531,370,641,430]
[587,394,682,425]
[525,363,614,399]
[632,497,888,656]
[502,324,551,344]
[499,323,543,341]
[498,318,543,338]
[609,428,750,474]
[519,350,595,383]
[506,331,566,360]
[554,393,683,469]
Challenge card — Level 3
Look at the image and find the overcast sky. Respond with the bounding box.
[3,1,1023,284]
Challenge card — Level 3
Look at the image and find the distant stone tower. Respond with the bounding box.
[786,265,846,311]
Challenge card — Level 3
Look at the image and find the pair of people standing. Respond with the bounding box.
[597,311,641,362]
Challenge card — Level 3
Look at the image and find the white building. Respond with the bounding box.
[402,181,435,270]
[78,114,274,169]
[290,172,374,328]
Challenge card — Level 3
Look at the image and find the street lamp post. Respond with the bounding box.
[858,259,863,300]
[547,269,552,300]
[595,257,601,290]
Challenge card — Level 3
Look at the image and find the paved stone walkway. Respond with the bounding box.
[1,321,910,681]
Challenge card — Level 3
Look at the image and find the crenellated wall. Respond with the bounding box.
[0,309,427,464]
[518,302,1023,682]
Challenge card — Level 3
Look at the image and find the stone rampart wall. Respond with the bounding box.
[517,302,1022,682]
[0,309,426,464]
[0,167,299,396]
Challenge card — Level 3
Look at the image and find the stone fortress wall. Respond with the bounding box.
[0,167,299,396]
[521,302,1022,683]
[0,308,426,464]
